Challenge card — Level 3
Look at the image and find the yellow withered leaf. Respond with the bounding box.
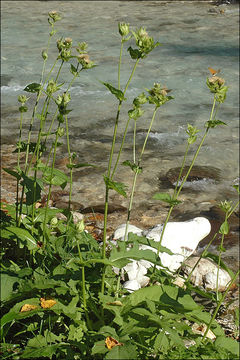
[40,297,56,309]
[106,301,123,306]
[105,336,123,350]
[20,304,38,312]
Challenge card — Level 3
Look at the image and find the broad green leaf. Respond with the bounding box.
[154,332,169,352]
[104,176,127,198]
[1,273,20,302]
[128,233,174,255]
[153,192,181,206]
[215,335,239,356]
[100,81,126,101]
[5,227,37,250]
[91,340,108,355]
[24,83,41,93]
[2,167,21,180]
[1,298,42,332]
[21,174,43,205]
[105,342,138,360]
[219,220,229,235]
[21,341,66,358]
[109,242,160,268]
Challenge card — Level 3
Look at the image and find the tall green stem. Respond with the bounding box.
[76,234,92,330]
[16,111,24,225]
[153,96,217,273]
[118,40,124,90]
[101,58,140,295]
[123,107,158,243]
[202,269,239,342]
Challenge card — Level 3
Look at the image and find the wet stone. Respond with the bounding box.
[160,165,221,191]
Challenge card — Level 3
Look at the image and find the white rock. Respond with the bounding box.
[113,218,211,292]
[144,217,211,273]
[182,256,232,292]
[113,223,143,241]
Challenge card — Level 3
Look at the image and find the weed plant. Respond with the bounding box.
[0,12,239,360]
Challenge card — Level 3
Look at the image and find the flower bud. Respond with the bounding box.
[55,95,63,106]
[64,37,72,49]
[18,95,28,104]
[42,50,48,60]
[19,105,28,113]
[133,92,147,107]
[118,23,130,37]
[57,127,65,137]
[62,92,71,105]
[50,217,58,227]
[75,219,85,233]
[48,11,61,23]
[76,42,88,53]
[47,79,58,94]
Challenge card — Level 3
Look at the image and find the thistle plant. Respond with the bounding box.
[100,24,160,294]
[1,13,239,360]
[152,69,229,274]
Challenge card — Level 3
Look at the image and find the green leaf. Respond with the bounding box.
[233,184,240,194]
[154,332,169,352]
[3,167,21,180]
[122,160,142,174]
[100,81,126,101]
[66,162,96,169]
[4,226,37,250]
[105,343,138,360]
[1,273,20,302]
[153,192,181,206]
[24,83,41,93]
[128,233,173,256]
[70,64,79,76]
[219,220,229,235]
[21,173,43,205]
[205,120,227,129]
[109,241,160,268]
[215,336,239,356]
[104,176,127,198]
[127,46,142,59]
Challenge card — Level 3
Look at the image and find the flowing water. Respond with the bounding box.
[1,1,239,261]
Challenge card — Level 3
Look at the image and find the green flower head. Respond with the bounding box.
[48,11,61,23]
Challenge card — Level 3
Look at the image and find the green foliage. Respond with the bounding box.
[1,10,238,360]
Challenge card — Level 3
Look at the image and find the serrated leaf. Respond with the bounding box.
[103,176,127,198]
[24,83,41,93]
[205,120,227,128]
[100,81,126,101]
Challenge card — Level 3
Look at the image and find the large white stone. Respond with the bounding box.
[182,256,232,292]
[113,217,211,292]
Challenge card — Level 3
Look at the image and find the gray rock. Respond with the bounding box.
[182,256,232,292]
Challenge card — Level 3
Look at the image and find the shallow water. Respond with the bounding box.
[1,1,239,211]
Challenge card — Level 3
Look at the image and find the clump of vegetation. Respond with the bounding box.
[1,11,239,360]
